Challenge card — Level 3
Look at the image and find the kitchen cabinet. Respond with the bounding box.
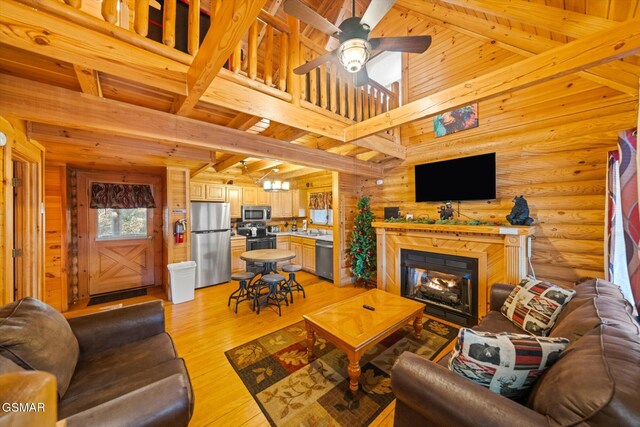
[270,191,293,218]
[190,182,225,202]
[257,189,270,205]
[276,235,290,267]
[190,182,205,200]
[226,186,242,218]
[291,189,307,217]
[290,237,303,266]
[206,184,226,201]
[302,238,316,273]
[231,238,246,274]
[242,187,258,205]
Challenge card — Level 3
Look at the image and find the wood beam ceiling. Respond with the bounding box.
[201,75,406,158]
[73,65,103,97]
[344,17,640,141]
[172,0,268,115]
[213,113,265,172]
[0,0,188,94]
[0,74,383,177]
[397,0,639,96]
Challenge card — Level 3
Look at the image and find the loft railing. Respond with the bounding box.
[24,0,400,126]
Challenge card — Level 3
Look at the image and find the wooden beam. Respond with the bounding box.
[226,113,263,131]
[0,0,188,94]
[73,65,103,97]
[172,0,267,115]
[398,0,639,96]
[29,124,216,162]
[245,159,282,173]
[344,18,640,141]
[201,75,407,158]
[437,0,622,39]
[214,155,246,173]
[0,74,383,177]
[191,162,215,178]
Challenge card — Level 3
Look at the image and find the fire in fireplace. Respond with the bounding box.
[401,249,478,326]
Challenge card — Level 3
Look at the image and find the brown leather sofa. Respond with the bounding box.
[391,279,640,427]
[0,298,193,426]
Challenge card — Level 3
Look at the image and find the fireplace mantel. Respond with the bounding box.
[372,222,535,236]
[373,222,535,319]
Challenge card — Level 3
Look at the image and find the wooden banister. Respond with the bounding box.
[258,9,290,33]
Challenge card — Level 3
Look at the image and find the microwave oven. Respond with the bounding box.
[241,205,272,222]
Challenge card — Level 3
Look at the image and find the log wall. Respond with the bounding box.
[364,10,639,287]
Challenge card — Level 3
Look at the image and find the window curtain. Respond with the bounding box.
[89,182,156,209]
[309,192,332,210]
[605,128,639,315]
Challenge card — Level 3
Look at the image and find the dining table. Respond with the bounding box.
[240,249,296,314]
[240,249,296,277]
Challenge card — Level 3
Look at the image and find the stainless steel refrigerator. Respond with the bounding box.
[191,202,231,288]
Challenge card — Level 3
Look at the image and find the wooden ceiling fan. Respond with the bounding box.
[284,0,432,86]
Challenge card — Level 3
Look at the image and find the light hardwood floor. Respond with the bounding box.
[66,273,402,426]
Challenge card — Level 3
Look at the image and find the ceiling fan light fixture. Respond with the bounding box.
[338,38,370,73]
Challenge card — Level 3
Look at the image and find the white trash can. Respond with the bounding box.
[167,261,197,304]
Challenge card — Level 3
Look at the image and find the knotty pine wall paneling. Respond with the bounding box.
[364,9,639,287]
[163,167,190,293]
[44,165,68,311]
[332,171,363,287]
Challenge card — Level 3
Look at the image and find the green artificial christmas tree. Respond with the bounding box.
[349,196,376,285]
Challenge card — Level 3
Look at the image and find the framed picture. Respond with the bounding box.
[434,103,478,137]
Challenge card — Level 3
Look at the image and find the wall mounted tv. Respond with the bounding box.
[414,153,496,202]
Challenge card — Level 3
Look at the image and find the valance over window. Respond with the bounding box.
[309,192,332,210]
[90,182,156,209]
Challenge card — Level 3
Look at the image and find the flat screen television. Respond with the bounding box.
[414,153,496,202]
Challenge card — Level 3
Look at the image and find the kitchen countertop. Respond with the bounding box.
[267,231,333,243]
[230,235,247,241]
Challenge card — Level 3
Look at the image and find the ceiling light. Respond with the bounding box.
[337,38,370,73]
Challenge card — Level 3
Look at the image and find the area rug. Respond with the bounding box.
[87,288,147,306]
[225,318,459,426]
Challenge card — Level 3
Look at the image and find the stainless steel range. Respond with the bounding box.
[236,222,276,274]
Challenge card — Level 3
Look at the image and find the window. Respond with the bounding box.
[97,208,148,240]
[310,209,333,226]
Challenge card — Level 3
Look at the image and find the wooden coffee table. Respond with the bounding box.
[303,289,425,393]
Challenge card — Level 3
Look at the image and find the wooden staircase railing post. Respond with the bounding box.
[264,25,274,86]
[187,0,200,55]
[279,32,288,91]
[248,20,258,80]
[329,63,337,113]
[101,0,118,24]
[163,0,176,48]
[232,42,242,73]
[134,0,149,36]
[287,16,301,106]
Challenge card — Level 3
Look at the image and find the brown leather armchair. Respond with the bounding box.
[0,298,193,427]
[391,279,640,427]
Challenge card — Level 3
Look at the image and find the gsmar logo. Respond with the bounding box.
[2,402,46,412]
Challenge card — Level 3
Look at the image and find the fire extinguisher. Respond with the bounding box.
[174,219,187,244]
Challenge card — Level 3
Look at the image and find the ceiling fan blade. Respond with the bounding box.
[293,51,337,75]
[354,68,369,87]
[369,35,432,55]
[360,0,397,31]
[283,0,341,36]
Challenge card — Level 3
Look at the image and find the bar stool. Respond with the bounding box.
[253,273,288,316]
[281,264,305,303]
[228,271,256,313]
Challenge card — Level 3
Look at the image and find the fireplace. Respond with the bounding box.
[401,249,478,327]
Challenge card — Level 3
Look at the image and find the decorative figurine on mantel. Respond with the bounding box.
[506,196,534,226]
[438,202,455,221]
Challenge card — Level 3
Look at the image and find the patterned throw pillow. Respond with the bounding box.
[501,278,576,336]
[449,328,569,399]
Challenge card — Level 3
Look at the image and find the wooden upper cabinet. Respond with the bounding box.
[270,192,281,218]
[190,182,206,200]
[190,182,225,201]
[292,189,307,217]
[242,187,258,205]
[226,186,242,218]
[281,191,293,218]
[206,184,226,201]
[257,189,270,205]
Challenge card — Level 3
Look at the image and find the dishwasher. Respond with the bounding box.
[315,240,334,281]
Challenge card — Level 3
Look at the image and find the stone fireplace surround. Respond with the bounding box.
[373,222,534,320]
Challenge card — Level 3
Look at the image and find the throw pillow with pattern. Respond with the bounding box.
[501,278,576,336]
[449,328,569,399]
